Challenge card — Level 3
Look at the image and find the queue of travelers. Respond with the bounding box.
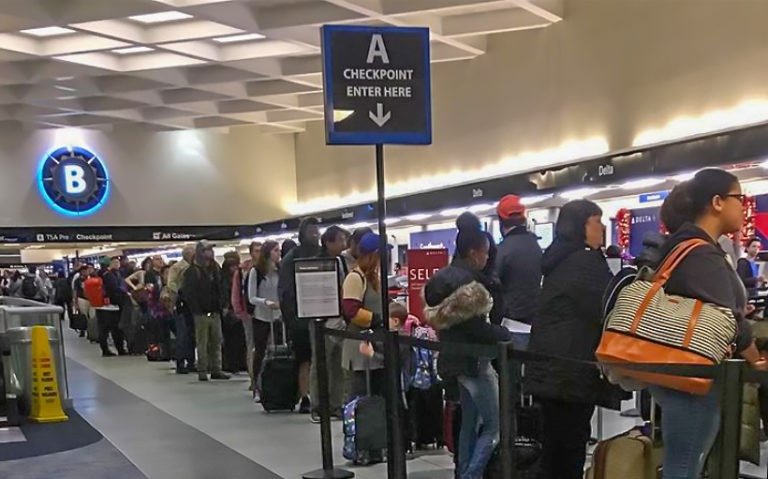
[5,166,768,478]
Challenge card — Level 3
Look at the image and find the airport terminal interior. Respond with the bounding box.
[4,0,768,478]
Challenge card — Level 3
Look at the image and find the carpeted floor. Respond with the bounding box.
[0,408,147,479]
[0,409,101,461]
[0,437,147,479]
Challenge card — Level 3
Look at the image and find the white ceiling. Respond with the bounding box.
[0,0,561,133]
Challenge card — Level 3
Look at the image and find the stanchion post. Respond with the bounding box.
[383,329,407,479]
[497,341,516,479]
[302,320,354,479]
[713,359,743,479]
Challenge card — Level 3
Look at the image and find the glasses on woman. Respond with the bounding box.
[724,193,747,202]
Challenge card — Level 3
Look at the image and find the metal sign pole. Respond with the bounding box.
[375,144,407,479]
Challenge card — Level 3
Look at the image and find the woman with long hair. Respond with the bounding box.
[651,169,767,478]
[424,213,511,479]
[526,199,620,479]
[341,232,388,397]
[248,240,281,402]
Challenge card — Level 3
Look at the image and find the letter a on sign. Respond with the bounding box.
[63,165,86,194]
[366,34,389,64]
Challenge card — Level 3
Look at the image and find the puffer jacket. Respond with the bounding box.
[424,258,511,379]
[526,239,628,408]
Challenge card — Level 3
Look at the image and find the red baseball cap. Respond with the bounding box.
[497,195,526,219]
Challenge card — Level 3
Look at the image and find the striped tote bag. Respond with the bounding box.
[596,238,737,395]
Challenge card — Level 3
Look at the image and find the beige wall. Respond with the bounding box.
[0,126,297,227]
[293,0,768,209]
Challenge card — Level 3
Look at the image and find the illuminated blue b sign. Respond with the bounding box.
[39,146,109,216]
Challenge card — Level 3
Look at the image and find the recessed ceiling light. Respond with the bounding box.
[54,85,76,92]
[212,33,266,43]
[128,11,192,24]
[20,26,75,37]
[113,46,154,55]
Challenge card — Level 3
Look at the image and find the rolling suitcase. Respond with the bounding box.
[343,365,388,465]
[586,400,662,479]
[407,383,444,448]
[260,321,298,412]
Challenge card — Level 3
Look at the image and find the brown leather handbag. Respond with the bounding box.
[597,238,737,395]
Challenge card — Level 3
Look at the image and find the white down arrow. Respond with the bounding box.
[369,103,391,127]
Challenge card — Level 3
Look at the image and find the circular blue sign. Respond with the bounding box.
[38,146,109,216]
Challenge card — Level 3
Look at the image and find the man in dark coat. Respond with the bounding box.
[494,195,542,324]
[278,217,321,413]
[184,240,229,382]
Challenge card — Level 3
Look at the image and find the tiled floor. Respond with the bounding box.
[12,327,768,479]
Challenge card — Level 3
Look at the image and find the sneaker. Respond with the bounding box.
[198,373,208,382]
[252,389,261,403]
[299,396,311,414]
[210,372,231,380]
[310,410,321,424]
[78,330,85,338]
[102,350,116,357]
[117,350,129,356]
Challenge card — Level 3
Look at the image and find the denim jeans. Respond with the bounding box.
[457,361,499,479]
[650,383,720,479]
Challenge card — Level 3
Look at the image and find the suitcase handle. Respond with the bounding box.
[269,320,288,348]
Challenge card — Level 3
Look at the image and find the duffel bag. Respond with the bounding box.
[596,238,737,395]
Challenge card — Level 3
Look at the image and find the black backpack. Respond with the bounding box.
[21,276,38,299]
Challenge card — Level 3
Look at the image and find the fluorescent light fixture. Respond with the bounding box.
[671,171,697,182]
[20,26,75,37]
[405,213,431,222]
[113,46,154,55]
[559,187,602,200]
[345,222,372,230]
[128,11,192,24]
[384,218,403,225]
[520,193,554,205]
[468,203,496,213]
[55,76,74,81]
[212,33,265,43]
[54,85,76,92]
[760,160,768,169]
[440,207,466,217]
[57,96,76,100]
[619,178,665,190]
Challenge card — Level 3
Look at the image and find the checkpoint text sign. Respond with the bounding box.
[321,25,431,145]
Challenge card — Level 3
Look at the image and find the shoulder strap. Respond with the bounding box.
[653,238,709,284]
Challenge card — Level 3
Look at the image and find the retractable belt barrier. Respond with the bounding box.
[304,320,768,479]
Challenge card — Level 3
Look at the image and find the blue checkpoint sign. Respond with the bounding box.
[321,25,432,145]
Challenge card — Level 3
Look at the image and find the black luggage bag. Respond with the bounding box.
[261,321,298,412]
[407,383,444,448]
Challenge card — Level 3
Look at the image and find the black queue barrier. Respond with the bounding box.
[304,320,768,479]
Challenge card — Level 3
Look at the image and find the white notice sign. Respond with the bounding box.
[295,258,341,319]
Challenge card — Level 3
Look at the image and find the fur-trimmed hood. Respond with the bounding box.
[424,280,493,330]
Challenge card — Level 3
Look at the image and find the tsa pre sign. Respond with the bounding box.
[407,249,449,321]
[321,25,432,145]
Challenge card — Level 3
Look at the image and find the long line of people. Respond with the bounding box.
[5,166,766,479]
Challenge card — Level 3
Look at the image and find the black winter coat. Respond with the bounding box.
[525,239,625,408]
[737,257,759,298]
[495,227,542,322]
[424,259,511,379]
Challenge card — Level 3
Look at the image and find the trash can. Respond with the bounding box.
[5,326,65,414]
